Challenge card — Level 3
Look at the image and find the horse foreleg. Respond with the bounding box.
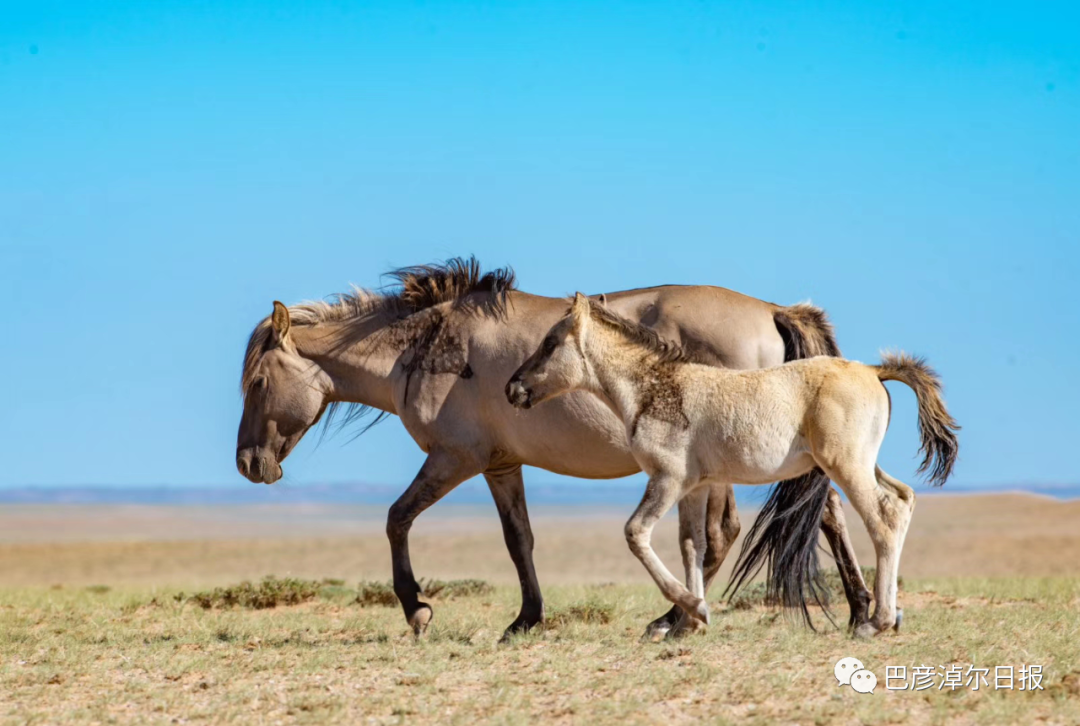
[626,475,710,625]
[668,486,712,638]
[703,482,741,592]
[387,451,482,636]
[484,464,545,641]
[643,481,738,640]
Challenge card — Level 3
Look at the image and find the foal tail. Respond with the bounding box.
[725,301,841,628]
[876,352,960,487]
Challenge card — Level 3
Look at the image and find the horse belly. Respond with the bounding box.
[497,391,642,479]
[699,419,810,485]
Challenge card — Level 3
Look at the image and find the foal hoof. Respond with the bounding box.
[893,609,904,632]
[691,598,711,626]
[853,622,879,640]
[408,603,433,637]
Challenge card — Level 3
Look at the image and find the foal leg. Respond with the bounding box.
[625,475,711,625]
[702,483,741,595]
[821,487,873,630]
[826,463,915,639]
[665,485,712,639]
[643,482,736,640]
[874,467,916,631]
[484,465,545,641]
[387,451,483,636]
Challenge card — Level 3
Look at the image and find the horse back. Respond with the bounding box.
[397,285,790,476]
[599,285,787,370]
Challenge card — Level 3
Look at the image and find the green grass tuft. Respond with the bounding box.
[354,578,495,607]
[178,576,322,610]
[546,599,615,627]
[354,581,399,608]
[419,578,494,599]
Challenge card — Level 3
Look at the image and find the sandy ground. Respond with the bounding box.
[1,492,1078,587]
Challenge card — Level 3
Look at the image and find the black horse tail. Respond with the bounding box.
[725,301,841,628]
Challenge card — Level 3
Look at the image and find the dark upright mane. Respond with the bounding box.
[586,302,708,365]
[386,256,517,315]
[242,256,516,393]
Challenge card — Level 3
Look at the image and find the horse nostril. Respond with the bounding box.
[237,451,255,479]
[505,379,533,408]
[251,457,264,479]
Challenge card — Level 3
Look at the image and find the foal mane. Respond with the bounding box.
[584,301,705,365]
[241,256,516,435]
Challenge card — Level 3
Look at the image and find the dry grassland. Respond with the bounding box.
[1,493,1079,725]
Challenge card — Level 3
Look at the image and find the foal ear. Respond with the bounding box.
[271,301,291,341]
[597,293,607,306]
[571,292,591,329]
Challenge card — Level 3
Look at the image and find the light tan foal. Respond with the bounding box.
[507,293,958,637]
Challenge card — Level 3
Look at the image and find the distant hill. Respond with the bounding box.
[1,481,1077,506]
[0,481,653,507]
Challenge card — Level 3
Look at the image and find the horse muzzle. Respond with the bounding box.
[505,378,533,409]
[236,448,282,484]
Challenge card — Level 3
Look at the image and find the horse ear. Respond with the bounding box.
[271,301,291,341]
[571,292,590,326]
[572,292,590,314]
[598,293,607,306]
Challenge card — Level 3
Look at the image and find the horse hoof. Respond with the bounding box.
[692,599,711,626]
[499,616,541,643]
[408,604,433,637]
[893,609,904,632]
[853,622,879,640]
[641,622,671,643]
[641,611,679,642]
[666,616,707,640]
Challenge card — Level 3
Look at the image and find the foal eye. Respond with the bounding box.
[542,337,557,353]
[253,376,268,391]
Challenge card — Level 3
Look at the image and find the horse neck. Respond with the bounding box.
[581,326,655,424]
[289,312,403,414]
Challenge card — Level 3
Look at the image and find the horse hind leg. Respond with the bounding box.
[874,467,916,631]
[823,461,915,639]
[821,487,873,631]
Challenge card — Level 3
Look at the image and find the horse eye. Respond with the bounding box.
[543,337,557,353]
[254,376,268,390]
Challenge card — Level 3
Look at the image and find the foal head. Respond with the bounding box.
[236,302,332,484]
[506,293,593,409]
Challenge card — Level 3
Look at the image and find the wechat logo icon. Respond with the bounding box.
[835,657,877,694]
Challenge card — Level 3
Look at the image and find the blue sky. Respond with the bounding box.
[1,1,1077,493]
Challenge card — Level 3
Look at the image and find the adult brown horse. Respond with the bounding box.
[236,258,872,639]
